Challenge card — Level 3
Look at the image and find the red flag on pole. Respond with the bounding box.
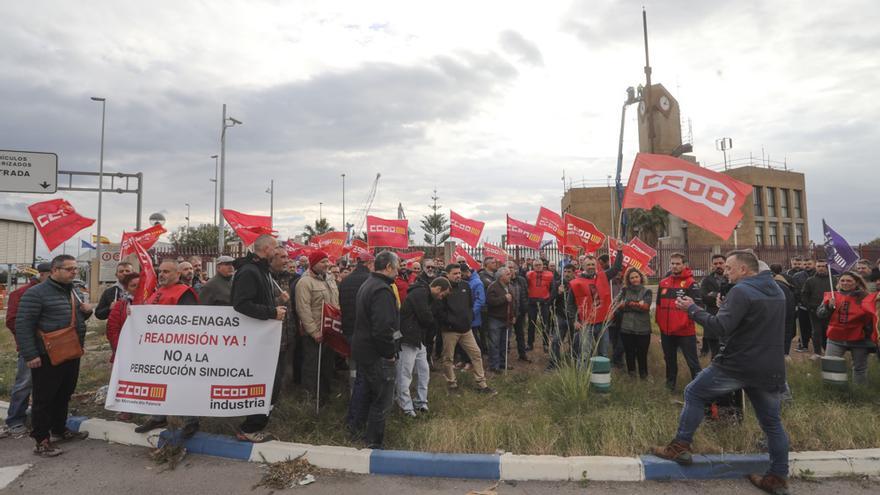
[482,242,509,264]
[120,224,166,258]
[397,250,425,262]
[449,211,484,247]
[506,215,542,250]
[131,239,157,304]
[310,232,348,258]
[221,209,275,246]
[609,238,654,275]
[564,213,606,253]
[626,236,656,275]
[284,240,314,259]
[367,215,408,249]
[623,153,753,240]
[349,239,371,259]
[535,207,565,243]
[321,304,350,358]
[453,245,481,270]
[28,199,95,251]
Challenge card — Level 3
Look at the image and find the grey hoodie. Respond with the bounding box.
[687,270,786,390]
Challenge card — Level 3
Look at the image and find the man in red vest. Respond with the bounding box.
[655,253,702,391]
[526,259,556,353]
[567,249,622,364]
[135,259,200,436]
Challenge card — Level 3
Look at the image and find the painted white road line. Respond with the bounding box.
[0,464,32,490]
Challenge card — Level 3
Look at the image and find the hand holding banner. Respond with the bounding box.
[450,211,484,247]
[28,199,95,251]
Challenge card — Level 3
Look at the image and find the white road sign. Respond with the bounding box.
[0,150,58,193]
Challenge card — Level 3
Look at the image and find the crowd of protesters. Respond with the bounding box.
[3,236,879,492]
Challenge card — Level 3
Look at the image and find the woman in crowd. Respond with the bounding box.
[616,268,653,379]
[816,271,877,384]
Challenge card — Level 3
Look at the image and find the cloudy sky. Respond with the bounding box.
[2,0,877,257]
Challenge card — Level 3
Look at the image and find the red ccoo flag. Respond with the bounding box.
[535,207,565,244]
[564,213,606,253]
[221,209,275,246]
[506,215,542,250]
[453,245,481,271]
[284,240,314,259]
[349,239,371,259]
[609,238,654,275]
[397,250,425,262]
[131,239,157,304]
[28,199,95,251]
[310,231,348,258]
[449,211,484,247]
[321,304,350,358]
[482,242,509,264]
[367,215,408,249]
[120,224,166,258]
[623,153,753,240]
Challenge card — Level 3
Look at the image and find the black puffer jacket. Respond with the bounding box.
[231,252,276,320]
[399,280,437,347]
[802,272,836,310]
[15,278,91,361]
[339,264,370,338]
[352,273,400,364]
[437,279,473,333]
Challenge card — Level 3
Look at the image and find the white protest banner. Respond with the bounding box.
[105,305,281,417]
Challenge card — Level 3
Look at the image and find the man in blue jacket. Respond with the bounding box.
[652,250,789,495]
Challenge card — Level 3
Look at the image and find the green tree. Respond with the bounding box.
[626,206,668,245]
[302,218,335,243]
[866,237,880,247]
[421,189,449,247]
[169,224,240,250]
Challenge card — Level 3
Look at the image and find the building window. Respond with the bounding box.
[768,223,778,246]
[755,222,765,246]
[795,224,804,247]
[792,190,802,218]
[766,187,776,217]
[753,186,763,216]
[783,223,792,246]
[780,189,790,218]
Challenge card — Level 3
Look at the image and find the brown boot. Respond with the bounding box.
[747,473,789,495]
[650,439,693,465]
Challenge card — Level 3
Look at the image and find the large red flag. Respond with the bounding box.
[564,213,606,253]
[120,224,166,257]
[349,239,371,259]
[535,207,565,243]
[482,242,509,264]
[397,250,425,262]
[506,215,542,250]
[609,238,653,275]
[453,245,481,270]
[28,199,95,251]
[131,239,157,304]
[449,211,484,247]
[285,240,314,259]
[626,236,656,275]
[367,215,408,249]
[321,303,350,358]
[311,231,348,258]
[623,153,753,240]
[221,209,275,246]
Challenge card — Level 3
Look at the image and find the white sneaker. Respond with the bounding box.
[402,410,417,418]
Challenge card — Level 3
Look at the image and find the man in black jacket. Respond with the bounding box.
[506,260,531,363]
[801,259,835,357]
[547,264,577,370]
[438,264,495,394]
[348,251,401,449]
[94,261,133,320]
[395,277,450,417]
[792,259,816,352]
[230,234,288,442]
[699,254,728,358]
[339,253,374,341]
[15,255,92,457]
[654,250,789,495]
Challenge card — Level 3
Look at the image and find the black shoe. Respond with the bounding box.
[181,421,200,439]
[476,386,498,396]
[518,356,532,363]
[135,418,167,434]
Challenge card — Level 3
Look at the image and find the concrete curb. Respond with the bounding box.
[1,401,878,481]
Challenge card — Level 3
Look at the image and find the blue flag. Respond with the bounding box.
[81,239,97,250]
[822,219,858,275]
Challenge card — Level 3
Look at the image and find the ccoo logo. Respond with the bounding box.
[633,168,736,216]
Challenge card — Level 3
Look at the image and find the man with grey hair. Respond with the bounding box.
[486,266,517,372]
[349,251,402,449]
[653,250,790,494]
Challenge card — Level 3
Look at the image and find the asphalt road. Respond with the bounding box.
[0,436,876,494]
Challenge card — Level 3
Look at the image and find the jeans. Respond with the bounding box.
[660,334,701,390]
[358,359,396,449]
[549,315,572,368]
[395,344,429,412]
[527,299,550,348]
[825,341,870,384]
[30,357,79,443]
[675,365,789,478]
[808,313,828,355]
[487,318,510,370]
[6,355,32,428]
[441,331,487,387]
[573,323,610,366]
[621,333,651,378]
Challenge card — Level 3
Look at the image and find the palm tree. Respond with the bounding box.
[302,218,335,243]
[626,206,668,245]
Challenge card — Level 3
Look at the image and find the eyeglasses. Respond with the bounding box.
[59,267,78,272]
[424,266,436,271]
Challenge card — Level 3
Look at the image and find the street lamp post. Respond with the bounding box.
[91,96,106,288]
[266,180,274,224]
[218,104,242,255]
[210,154,219,225]
[185,203,191,230]
[341,173,346,236]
